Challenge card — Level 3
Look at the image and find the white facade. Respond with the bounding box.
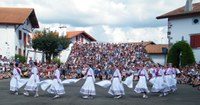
[60,43,74,63]
[0,25,15,59]
[149,54,167,65]
[168,16,200,62]
[0,19,33,60]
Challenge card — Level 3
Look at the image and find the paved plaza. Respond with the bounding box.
[0,79,200,105]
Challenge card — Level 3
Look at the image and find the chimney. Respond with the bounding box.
[185,0,193,12]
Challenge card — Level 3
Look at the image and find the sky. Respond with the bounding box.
[0,0,199,44]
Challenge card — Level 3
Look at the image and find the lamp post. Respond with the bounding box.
[162,47,168,65]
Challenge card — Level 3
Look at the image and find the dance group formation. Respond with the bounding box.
[8,42,200,99]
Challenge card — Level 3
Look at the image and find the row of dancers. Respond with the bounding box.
[10,62,177,99]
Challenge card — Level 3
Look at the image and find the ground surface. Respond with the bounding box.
[0,79,200,105]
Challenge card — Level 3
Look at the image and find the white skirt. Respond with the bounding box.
[164,75,173,87]
[47,79,65,95]
[149,77,156,84]
[10,77,18,91]
[24,75,40,91]
[151,76,170,93]
[80,77,96,95]
[170,75,177,91]
[108,78,125,95]
[134,76,149,93]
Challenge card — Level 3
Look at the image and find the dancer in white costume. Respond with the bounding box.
[168,63,177,92]
[24,62,40,97]
[149,65,156,84]
[163,64,173,96]
[108,64,125,99]
[47,64,65,99]
[151,64,170,96]
[134,64,149,98]
[10,63,22,95]
[80,64,96,99]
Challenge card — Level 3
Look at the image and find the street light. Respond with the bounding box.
[162,47,168,65]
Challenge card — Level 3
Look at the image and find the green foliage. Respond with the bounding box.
[32,30,70,62]
[52,58,61,64]
[167,41,195,68]
[15,54,26,63]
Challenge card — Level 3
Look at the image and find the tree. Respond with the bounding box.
[167,41,195,68]
[15,54,26,63]
[32,30,70,62]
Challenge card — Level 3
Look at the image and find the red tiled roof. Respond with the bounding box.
[145,44,169,54]
[128,41,155,47]
[0,7,39,28]
[157,2,200,19]
[66,31,96,41]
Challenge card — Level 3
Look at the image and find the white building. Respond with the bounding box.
[0,7,39,60]
[66,31,96,43]
[157,1,200,62]
[133,41,169,65]
[144,42,169,65]
[60,31,96,63]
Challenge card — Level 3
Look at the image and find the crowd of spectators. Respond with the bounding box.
[0,56,12,80]
[66,42,153,80]
[0,42,200,90]
[176,64,200,90]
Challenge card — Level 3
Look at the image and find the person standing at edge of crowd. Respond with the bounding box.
[134,64,149,98]
[10,63,22,95]
[108,64,125,99]
[80,64,96,99]
[24,62,40,97]
[47,64,65,99]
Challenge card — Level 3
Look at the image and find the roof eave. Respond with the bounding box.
[157,11,200,19]
[0,22,22,25]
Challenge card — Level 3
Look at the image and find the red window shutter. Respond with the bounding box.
[190,35,194,47]
[195,35,200,47]
[28,35,31,43]
[190,34,200,48]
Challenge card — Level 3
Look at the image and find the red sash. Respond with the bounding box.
[170,68,175,74]
[156,68,160,76]
[86,69,89,75]
[164,68,168,75]
[16,68,21,76]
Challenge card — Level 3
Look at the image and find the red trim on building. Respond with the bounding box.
[190,34,200,48]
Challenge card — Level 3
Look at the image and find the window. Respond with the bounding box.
[192,18,199,24]
[18,48,22,55]
[18,30,22,40]
[24,33,27,47]
[26,20,29,26]
[190,34,200,48]
[23,50,26,57]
